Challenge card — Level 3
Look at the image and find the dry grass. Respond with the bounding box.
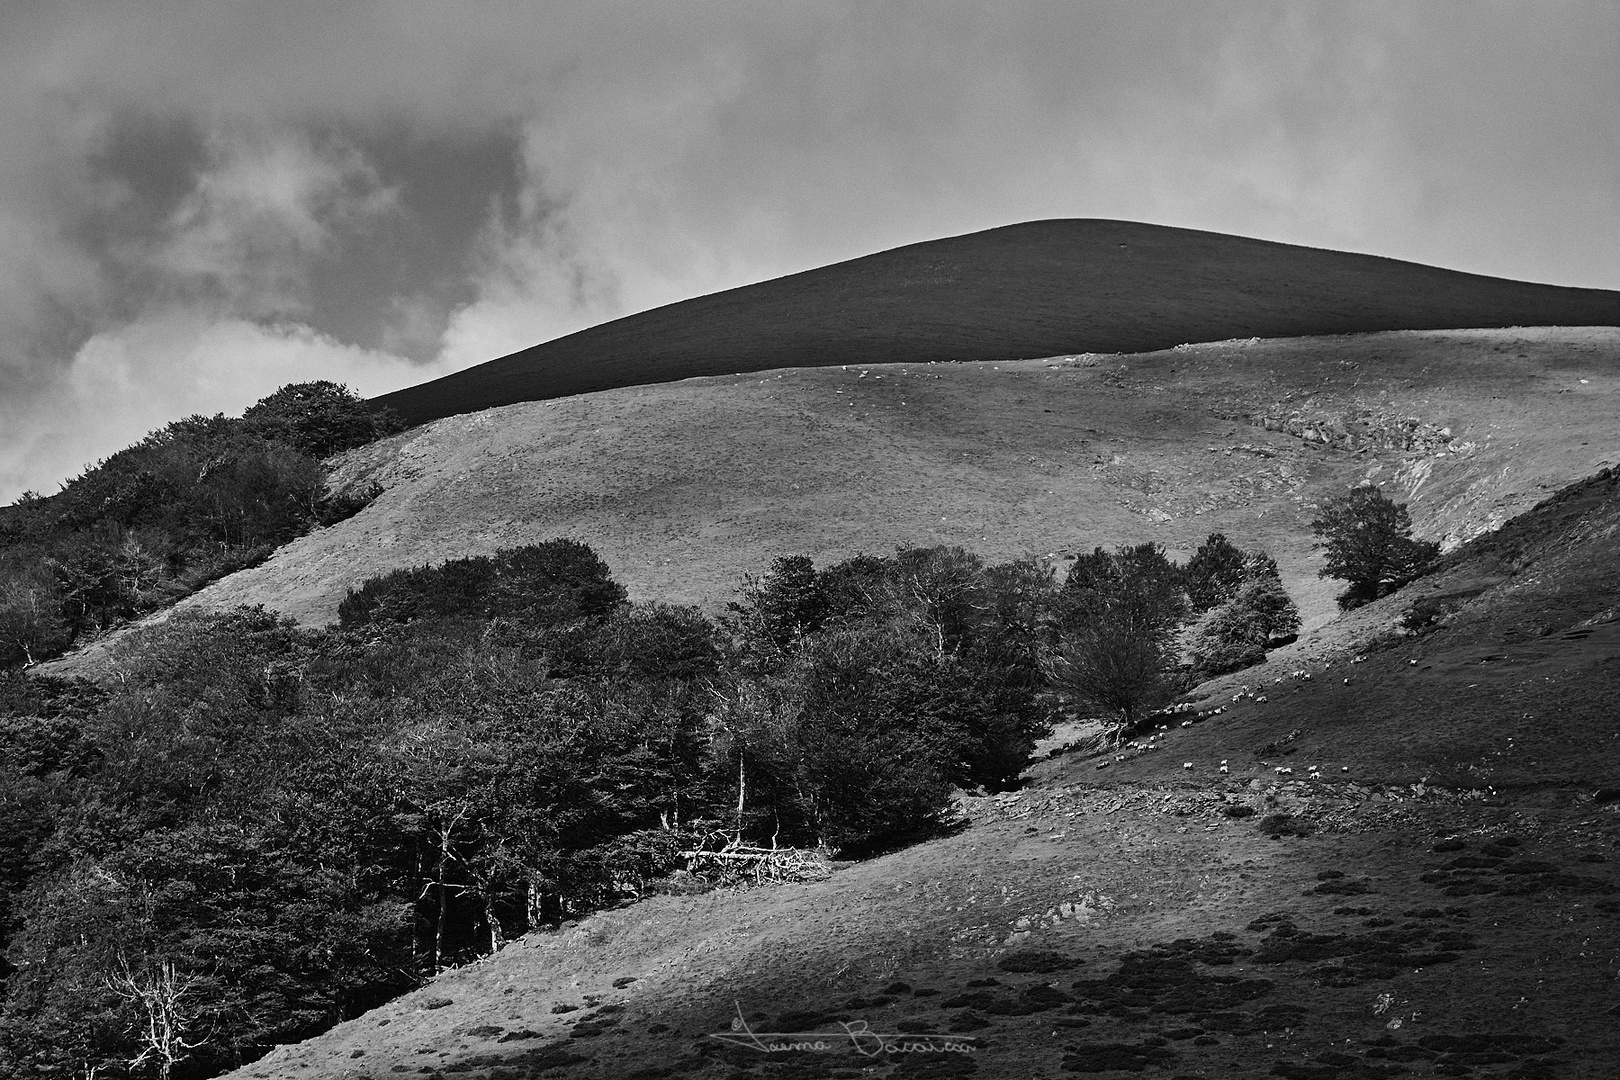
[62,326,1610,652]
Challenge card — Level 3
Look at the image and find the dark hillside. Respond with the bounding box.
[375,219,1620,424]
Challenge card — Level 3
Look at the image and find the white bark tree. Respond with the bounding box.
[106,958,204,1080]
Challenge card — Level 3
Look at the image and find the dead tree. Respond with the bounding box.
[106,958,204,1080]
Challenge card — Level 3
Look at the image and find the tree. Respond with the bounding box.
[882,546,990,658]
[0,561,71,667]
[241,382,406,458]
[1047,544,1186,741]
[1312,485,1440,608]
[106,958,204,1080]
[1184,533,1249,613]
[336,540,626,631]
[725,555,827,668]
[546,602,721,683]
[788,628,957,854]
[1188,569,1302,675]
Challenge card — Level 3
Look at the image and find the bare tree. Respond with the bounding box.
[106,958,204,1080]
[419,801,472,973]
[1044,622,1179,744]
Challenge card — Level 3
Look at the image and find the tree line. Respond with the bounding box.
[0,383,405,668]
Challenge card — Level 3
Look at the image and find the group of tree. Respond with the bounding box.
[714,547,1057,852]
[0,541,1059,1078]
[0,382,404,668]
[1043,477,1438,735]
[1042,534,1303,735]
[0,477,1437,1078]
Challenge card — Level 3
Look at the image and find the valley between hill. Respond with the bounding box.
[132,327,1618,644]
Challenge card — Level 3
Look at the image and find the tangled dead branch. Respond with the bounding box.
[680,838,832,887]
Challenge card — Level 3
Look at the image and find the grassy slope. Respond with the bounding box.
[373,219,1620,426]
[223,470,1620,1080]
[73,327,1614,663]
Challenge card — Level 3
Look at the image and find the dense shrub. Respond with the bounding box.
[1188,561,1301,676]
[336,540,627,630]
[241,381,406,458]
[0,384,398,669]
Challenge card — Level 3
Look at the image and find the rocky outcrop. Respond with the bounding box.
[1253,406,1458,454]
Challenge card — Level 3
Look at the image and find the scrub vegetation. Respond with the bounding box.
[0,383,403,668]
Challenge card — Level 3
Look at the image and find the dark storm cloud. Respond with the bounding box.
[1,1,1616,499]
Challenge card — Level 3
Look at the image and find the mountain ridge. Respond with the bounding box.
[374,219,1620,425]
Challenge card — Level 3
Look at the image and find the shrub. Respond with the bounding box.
[337,540,626,630]
[314,481,384,527]
[1188,571,1301,675]
[242,381,407,458]
[1257,813,1313,837]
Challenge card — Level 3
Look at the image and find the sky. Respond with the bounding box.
[1,1,1617,502]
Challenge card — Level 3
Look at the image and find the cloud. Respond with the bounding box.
[0,311,450,499]
[148,129,400,319]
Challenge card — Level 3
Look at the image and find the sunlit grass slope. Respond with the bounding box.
[111,327,1613,650]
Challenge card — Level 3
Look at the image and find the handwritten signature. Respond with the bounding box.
[710,1003,979,1057]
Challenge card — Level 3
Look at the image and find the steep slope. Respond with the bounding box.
[374,219,1620,425]
[221,465,1620,1080]
[137,327,1617,642]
